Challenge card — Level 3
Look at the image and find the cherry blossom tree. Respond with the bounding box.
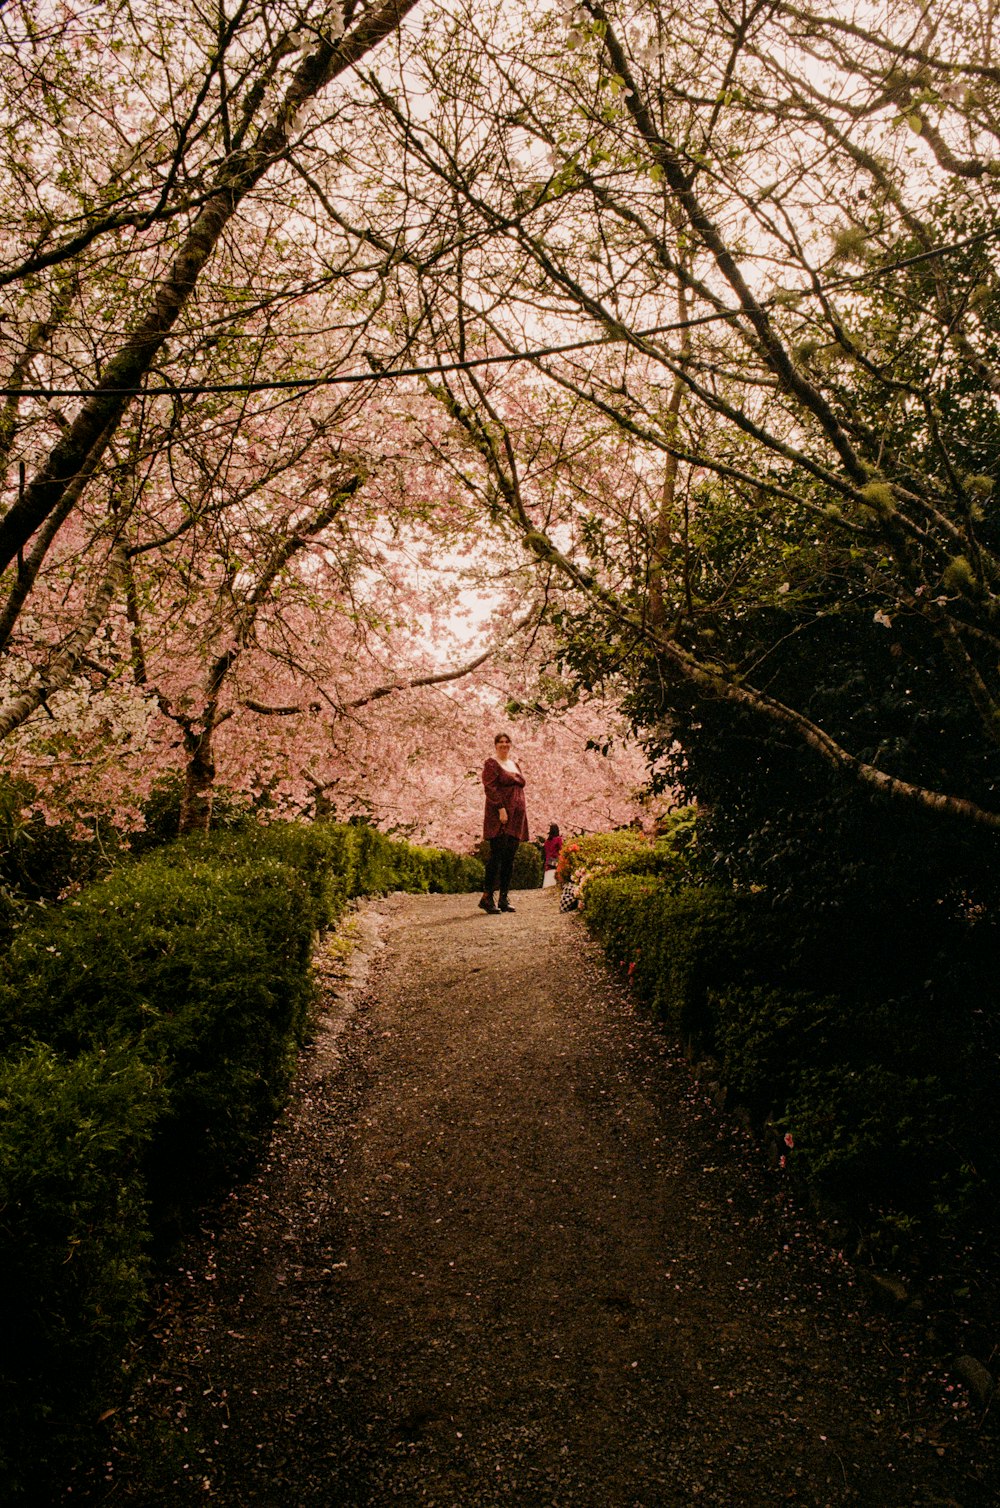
[339,0,1000,848]
[33,0,1000,857]
[0,0,422,748]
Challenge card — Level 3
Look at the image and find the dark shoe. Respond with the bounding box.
[498,893,516,912]
[478,892,498,914]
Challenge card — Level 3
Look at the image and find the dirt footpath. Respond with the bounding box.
[78,889,996,1506]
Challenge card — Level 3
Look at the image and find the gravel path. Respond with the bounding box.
[74,889,996,1506]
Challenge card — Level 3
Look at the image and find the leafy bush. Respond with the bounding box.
[132,773,256,853]
[0,1046,162,1499]
[0,807,732,1497]
[198,821,484,908]
[0,815,496,1494]
[555,809,700,893]
[554,827,653,886]
[513,840,542,889]
[0,776,120,946]
[403,844,485,893]
[784,1064,961,1214]
[0,853,317,1208]
[713,986,839,1112]
[715,979,995,1225]
[162,823,354,932]
[584,871,1000,1245]
[582,876,782,1041]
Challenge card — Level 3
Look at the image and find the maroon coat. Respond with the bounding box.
[482,758,529,841]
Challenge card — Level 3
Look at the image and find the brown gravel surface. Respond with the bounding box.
[70,888,997,1506]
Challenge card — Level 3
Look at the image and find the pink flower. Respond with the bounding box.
[783,1132,795,1150]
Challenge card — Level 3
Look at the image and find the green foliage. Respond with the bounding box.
[513,840,542,889]
[0,821,483,1205]
[550,202,1000,933]
[0,776,119,945]
[0,854,316,1207]
[132,774,255,853]
[583,872,999,1246]
[714,977,994,1228]
[167,823,354,932]
[556,809,699,891]
[0,1045,162,1498]
[402,843,485,894]
[621,202,1000,925]
[170,820,483,926]
[783,1065,964,1216]
[714,986,839,1111]
[582,877,779,1040]
[0,815,481,1494]
[556,827,651,884]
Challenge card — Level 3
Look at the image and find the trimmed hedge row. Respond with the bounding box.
[0,1047,161,1494]
[581,872,999,1252]
[0,776,123,947]
[0,820,482,1499]
[582,877,791,1041]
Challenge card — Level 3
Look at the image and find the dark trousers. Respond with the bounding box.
[484,834,518,893]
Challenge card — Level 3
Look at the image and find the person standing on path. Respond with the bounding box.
[479,731,529,914]
[542,823,562,887]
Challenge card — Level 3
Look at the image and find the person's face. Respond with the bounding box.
[495,737,512,756]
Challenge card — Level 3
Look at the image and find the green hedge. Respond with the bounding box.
[582,876,784,1042]
[0,776,122,947]
[0,1046,162,1498]
[581,874,999,1249]
[0,854,316,1205]
[372,834,484,896]
[714,981,990,1224]
[0,818,481,1499]
[179,821,484,922]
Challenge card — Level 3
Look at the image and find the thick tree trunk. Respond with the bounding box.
[178,728,217,836]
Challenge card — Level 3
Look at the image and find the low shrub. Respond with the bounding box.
[556,809,700,893]
[0,853,318,1209]
[714,980,996,1231]
[714,985,844,1114]
[161,823,354,933]
[783,1063,964,1218]
[583,870,1000,1248]
[0,776,120,947]
[555,828,653,887]
[194,821,484,914]
[0,1046,162,1499]
[0,814,507,1495]
[513,841,543,889]
[582,877,783,1042]
[403,844,485,893]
